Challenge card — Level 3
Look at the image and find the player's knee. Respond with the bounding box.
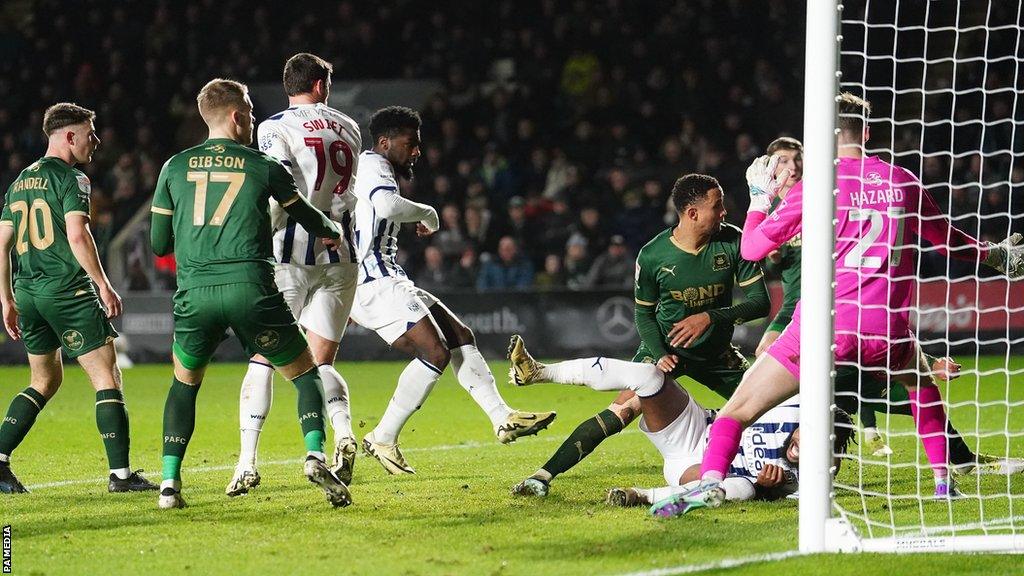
[633,365,666,397]
[422,345,450,371]
[30,379,61,400]
[608,395,642,425]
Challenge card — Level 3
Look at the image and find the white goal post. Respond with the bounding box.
[800,0,1024,553]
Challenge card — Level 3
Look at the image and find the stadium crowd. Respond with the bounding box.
[0,0,1020,290]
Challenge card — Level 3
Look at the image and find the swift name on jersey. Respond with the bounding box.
[259,103,361,266]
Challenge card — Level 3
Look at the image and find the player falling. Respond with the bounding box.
[227,53,362,497]
[350,106,555,475]
[151,79,350,509]
[0,104,157,494]
[674,93,1024,516]
[511,173,769,496]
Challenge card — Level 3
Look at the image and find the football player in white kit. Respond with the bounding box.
[351,106,556,474]
[227,53,362,495]
[507,335,854,514]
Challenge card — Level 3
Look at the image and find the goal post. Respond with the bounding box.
[802,0,1024,554]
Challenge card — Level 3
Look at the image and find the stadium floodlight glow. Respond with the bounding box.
[803,0,1024,553]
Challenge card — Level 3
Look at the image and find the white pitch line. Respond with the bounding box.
[25,429,641,490]
[609,550,804,576]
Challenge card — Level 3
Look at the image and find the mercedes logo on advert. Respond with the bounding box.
[596,296,636,343]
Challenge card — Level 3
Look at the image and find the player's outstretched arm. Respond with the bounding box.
[0,222,19,340]
[373,189,439,231]
[67,214,122,318]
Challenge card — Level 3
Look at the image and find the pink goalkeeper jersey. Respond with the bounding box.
[742,155,990,337]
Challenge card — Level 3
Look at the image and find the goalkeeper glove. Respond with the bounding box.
[983,233,1024,279]
[745,155,786,213]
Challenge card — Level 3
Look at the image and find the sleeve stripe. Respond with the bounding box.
[0,221,12,227]
[150,206,173,216]
[635,298,656,306]
[280,195,300,208]
[65,210,89,217]
[737,273,764,287]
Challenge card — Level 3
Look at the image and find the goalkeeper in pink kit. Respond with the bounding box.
[657,93,1024,516]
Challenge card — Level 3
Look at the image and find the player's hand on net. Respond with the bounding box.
[930,356,962,382]
[745,155,787,213]
[656,354,678,373]
[1,300,20,341]
[99,284,123,319]
[416,223,435,237]
[985,233,1024,279]
[755,463,787,488]
[667,312,712,348]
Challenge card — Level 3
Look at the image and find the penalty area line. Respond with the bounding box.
[25,429,640,491]
[609,550,804,576]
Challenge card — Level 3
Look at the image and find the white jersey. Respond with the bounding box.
[258,103,361,266]
[727,398,800,480]
[352,151,439,283]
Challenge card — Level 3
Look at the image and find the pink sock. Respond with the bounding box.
[909,386,949,479]
[700,416,744,481]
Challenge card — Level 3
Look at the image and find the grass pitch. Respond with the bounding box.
[1,358,1021,575]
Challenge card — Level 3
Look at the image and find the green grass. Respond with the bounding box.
[1,358,1022,575]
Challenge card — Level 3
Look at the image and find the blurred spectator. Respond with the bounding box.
[477,236,534,290]
[564,233,592,290]
[534,254,566,290]
[449,246,480,289]
[416,246,450,293]
[586,235,634,289]
[433,204,466,259]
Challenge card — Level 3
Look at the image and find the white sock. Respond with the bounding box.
[111,467,130,480]
[317,364,353,440]
[160,478,181,492]
[238,361,273,469]
[0,454,9,463]
[643,477,755,504]
[451,344,512,428]
[373,359,442,444]
[542,357,664,397]
[307,450,327,462]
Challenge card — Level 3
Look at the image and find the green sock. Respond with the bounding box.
[292,369,326,454]
[0,388,47,458]
[540,409,624,480]
[95,389,130,470]
[162,378,200,481]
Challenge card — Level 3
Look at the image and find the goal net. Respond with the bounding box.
[802,0,1024,553]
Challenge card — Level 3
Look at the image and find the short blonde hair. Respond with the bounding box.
[196,78,249,124]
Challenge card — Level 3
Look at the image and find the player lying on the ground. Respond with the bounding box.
[510,174,769,496]
[349,106,555,475]
[678,92,1024,515]
[228,53,362,497]
[0,103,156,494]
[507,335,854,511]
[150,79,351,509]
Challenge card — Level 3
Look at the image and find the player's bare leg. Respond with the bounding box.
[0,350,62,493]
[77,343,156,492]
[431,306,555,444]
[363,317,450,475]
[753,329,781,358]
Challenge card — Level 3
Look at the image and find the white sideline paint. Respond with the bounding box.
[25,430,641,491]
[609,550,804,576]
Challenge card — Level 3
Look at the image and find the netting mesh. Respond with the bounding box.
[833,0,1024,542]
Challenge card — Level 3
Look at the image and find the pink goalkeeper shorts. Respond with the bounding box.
[766,321,915,379]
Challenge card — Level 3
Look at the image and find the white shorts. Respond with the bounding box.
[640,396,715,486]
[274,262,358,343]
[350,276,438,345]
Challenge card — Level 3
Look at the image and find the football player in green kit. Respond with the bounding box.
[0,103,156,494]
[150,79,350,509]
[511,173,770,496]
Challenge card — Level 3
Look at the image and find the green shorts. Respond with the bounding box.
[633,342,749,400]
[172,283,307,370]
[15,289,117,358]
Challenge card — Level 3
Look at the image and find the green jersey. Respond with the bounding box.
[0,157,93,297]
[151,138,302,290]
[764,196,801,326]
[634,224,769,362]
